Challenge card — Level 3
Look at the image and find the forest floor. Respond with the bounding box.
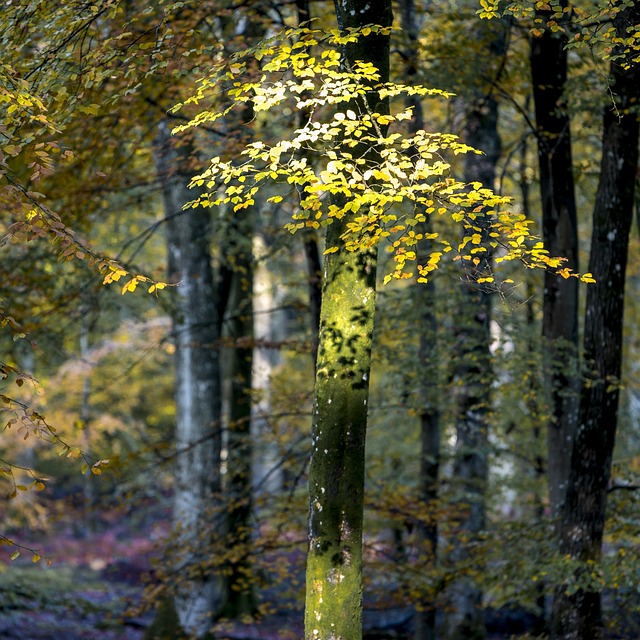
[0,511,630,640]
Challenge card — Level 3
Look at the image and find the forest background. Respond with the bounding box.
[1,0,639,639]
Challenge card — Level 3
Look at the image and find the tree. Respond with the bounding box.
[443,12,506,637]
[551,3,640,637]
[221,194,258,619]
[397,2,440,638]
[154,122,224,637]
[529,0,580,520]
[303,3,392,638]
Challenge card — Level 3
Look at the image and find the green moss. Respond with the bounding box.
[305,546,363,639]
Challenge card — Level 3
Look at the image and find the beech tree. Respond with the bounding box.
[529,0,580,520]
[444,11,507,638]
[154,122,224,636]
[552,3,640,637]
[303,2,392,637]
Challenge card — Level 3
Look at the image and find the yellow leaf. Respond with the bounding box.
[121,278,138,295]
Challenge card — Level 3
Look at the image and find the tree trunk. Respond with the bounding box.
[221,205,257,618]
[444,18,505,640]
[303,233,323,367]
[415,303,440,640]
[252,234,284,495]
[529,1,580,519]
[154,121,224,638]
[296,0,322,369]
[304,2,392,638]
[520,128,548,634]
[397,2,440,638]
[551,6,640,638]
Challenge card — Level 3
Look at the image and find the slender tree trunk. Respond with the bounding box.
[529,2,580,519]
[304,235,322,366]
[551,6,640,638]
[252,234,284,495]
[154,122,224,638]
[296,0,322,369]
[520,128,548,634]
[221,205,257,618]
[415,301,440,640]
[304,2,392,638]
[217,18,264,609]
[397,2,440,638]
[444,17,505,640]
[79,306,94,536]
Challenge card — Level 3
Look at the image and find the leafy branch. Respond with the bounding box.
[172,24,590,286]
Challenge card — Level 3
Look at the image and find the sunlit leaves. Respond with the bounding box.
[173,24,577,285]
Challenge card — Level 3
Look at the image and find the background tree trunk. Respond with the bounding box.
[221,205,257,618]
[551,5,640,637]
[397,1,440,638]
[529,2,580,519]
[252,234,284,495]
[154,121,224,637]
[443,15,506,640]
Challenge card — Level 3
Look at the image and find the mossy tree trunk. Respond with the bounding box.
[303,1,391,638]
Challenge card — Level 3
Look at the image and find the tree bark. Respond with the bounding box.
[444,17,505,640]
[551,5,640,638]
[296,0,322,369]
[220,199,257,618]
[304,234,323,367]
[154,121,224,638]
[520,128,548,634]
[529,1,580,519]
[303,2,392,638]
[397,2,440,638]
[252,234,284,495]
